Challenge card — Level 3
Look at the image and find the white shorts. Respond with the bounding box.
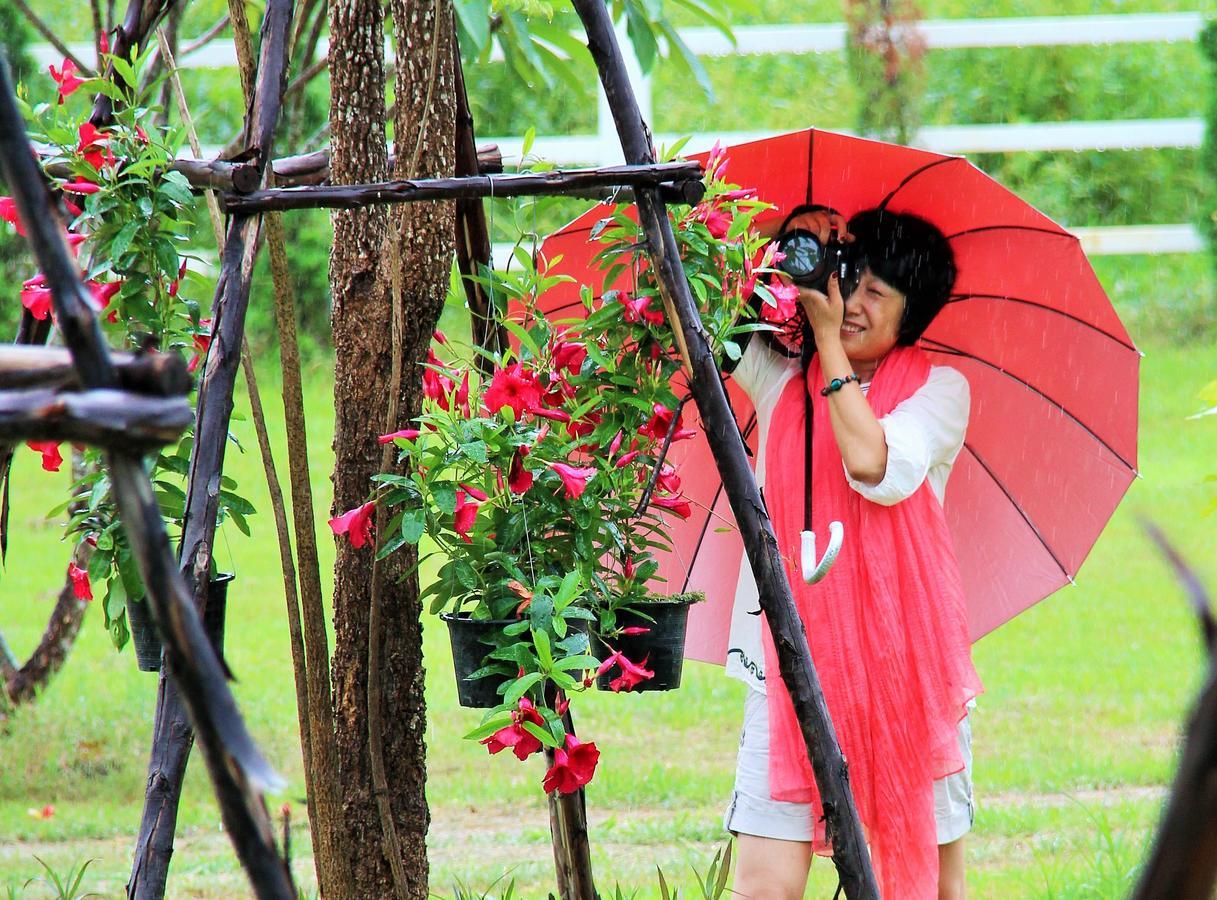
[724,687,974,845]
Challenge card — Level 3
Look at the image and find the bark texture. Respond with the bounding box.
[328,0,454,895]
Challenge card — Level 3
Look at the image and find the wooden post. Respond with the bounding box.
[127,0,298,895]
[0,50,295,900]
[568,2,880,896]
[452,33,505,366]
[544,695,596,899]
[219,161,705,213]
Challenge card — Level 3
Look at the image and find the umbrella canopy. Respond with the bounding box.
[535,127,1139,663]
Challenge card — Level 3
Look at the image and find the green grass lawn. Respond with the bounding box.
[1,324,1215,897]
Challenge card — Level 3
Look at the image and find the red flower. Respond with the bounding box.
[422,349,456,408]
[619,293,664,326]
[21,275,53,321]
[61,178,100,195]
[65,233,87,256]
[453,489,481,543]
[50,59,84,103]
[76,123,114,171]
[378,428,421,444]
[531,407,571,423]
[614,449,641,469]
[68,562,92,601]
[460,482,489,502]
[621,626,651,635]
[0,197,26,236]
[622,556,635,579]
[187,324,213,374]
[638,403,679,442]
[607,430,624,458]
[27,441,63,472]
[596,650,655,693]
[454,371,470,417]
[656,463,682,494]
[719,187,758,201]
[651,494,692,519]
[550,462,596,500]
[168,258,187,298]
[329,500,376,549]
[542,734,601,795]
[760,276,800,324]
[87,280,120,322]
[481,698,546,761]
[706,140,729,181]
[483,363,542,418]
[552,340,587,376]
[508,449,533,494]
[693,202,731,240]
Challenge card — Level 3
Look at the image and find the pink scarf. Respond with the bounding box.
[762,345,982,899]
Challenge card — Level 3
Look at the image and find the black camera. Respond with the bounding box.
[775,228,860,298]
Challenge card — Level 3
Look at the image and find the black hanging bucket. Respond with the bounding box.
[128,573,234,673]
[440,613,516,708]
[126,596,162,672]
[590,596,699,693]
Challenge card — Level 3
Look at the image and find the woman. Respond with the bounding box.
[723,205,982,899]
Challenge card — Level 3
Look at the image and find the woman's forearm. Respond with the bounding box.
[815,338,888,485]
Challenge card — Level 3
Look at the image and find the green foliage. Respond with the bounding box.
[1199,20,1217,287]
[22,857,100,900]
[9,45,256,649]
[844,0,928,144]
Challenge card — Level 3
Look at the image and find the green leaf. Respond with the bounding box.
[454,559,478,591]
[108,220,141,260]
[104,577,127,622]
[552,654,599,672]
[400,508,426,544]
[522,720,561,748]
[553,569,581,609]
[432,484,457,515]
[504,671,544,706]
[532,628,553,670]
[462,715,513,742]
[500,318,542,359]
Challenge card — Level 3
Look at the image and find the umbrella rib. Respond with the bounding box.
[947,223,1071,241]
[960,440,1073,582]
[946,293,1138,352]
[680,412,758,593]
[876,157,965,211]
[920,338,1136,471]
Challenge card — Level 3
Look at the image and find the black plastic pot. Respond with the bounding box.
[441,613,516,708]
[591,597,697,693]
[127,573,234,673]
[126,595,162,672]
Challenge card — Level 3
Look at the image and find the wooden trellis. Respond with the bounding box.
[0,0,883,894]
[18,3,1217,900]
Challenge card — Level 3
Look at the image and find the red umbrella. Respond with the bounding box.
[535,127,1139,663]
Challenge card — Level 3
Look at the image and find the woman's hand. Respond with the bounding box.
[783,208,851,245]
[797,272,846,343]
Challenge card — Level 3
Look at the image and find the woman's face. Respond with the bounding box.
[840,268,907,367]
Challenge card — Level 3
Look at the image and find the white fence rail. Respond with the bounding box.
[27,11,1209,256]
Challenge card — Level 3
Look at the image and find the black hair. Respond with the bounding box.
[846,208,956,345]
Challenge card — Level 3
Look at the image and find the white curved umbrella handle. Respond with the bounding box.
[801,522,844,584]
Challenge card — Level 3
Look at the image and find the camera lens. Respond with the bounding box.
[777,230,824,280]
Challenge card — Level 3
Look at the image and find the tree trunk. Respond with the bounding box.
[328,0,453,895]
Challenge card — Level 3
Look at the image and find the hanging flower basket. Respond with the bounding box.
[590,592,703,692]
[126,595,162,672]
[127,573,234,673]
[441,612,518,708]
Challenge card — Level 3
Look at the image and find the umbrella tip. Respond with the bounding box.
[1134,469,1145,480]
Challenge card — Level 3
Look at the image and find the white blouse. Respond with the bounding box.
[724,338,970,693]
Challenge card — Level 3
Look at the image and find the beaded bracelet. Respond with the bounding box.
[820,374,860,396]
